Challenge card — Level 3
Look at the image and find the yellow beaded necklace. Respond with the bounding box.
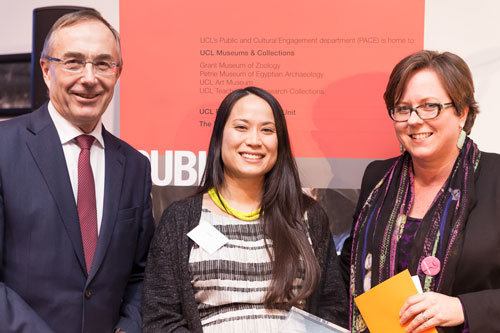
[208,187,261,221]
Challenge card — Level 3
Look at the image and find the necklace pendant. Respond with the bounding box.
[396,214,406,241]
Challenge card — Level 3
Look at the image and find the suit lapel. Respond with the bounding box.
[88,128,125,281]
[25,105,87,274]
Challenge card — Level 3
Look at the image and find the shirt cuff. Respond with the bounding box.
[459,297,469,333]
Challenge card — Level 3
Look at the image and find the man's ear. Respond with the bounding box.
[40,58,52,89]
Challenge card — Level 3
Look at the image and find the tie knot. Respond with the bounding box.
[75,135,95,150]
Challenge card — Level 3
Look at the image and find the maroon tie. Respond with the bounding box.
[75,135,98,273]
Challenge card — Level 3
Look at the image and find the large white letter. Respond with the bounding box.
[174,151,197,186]
[150,150,173,186]
[198,151,207,185]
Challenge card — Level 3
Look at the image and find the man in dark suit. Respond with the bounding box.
[0,9,154,333]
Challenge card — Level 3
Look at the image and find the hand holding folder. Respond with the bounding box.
[354,270,437,333]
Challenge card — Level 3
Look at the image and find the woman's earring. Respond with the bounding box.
[457,127,466,149]
[399,143,405,154]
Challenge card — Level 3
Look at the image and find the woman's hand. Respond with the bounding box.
[399,292,464,332]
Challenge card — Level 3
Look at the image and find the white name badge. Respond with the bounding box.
[187,220,229,255]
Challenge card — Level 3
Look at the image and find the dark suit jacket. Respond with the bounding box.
[0,104,155,333]
[340,152,500,332]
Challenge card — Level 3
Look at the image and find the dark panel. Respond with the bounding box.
[0,53,31,117]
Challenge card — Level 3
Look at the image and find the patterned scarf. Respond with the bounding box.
[350,138,481,332]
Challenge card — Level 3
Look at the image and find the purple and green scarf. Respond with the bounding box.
[350,138,480,332]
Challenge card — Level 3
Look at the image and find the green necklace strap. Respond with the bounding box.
[208,187,261,221]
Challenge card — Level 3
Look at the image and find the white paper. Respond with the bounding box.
[187,220,229,255]
[279,306,349,333]
[412,275,423,294]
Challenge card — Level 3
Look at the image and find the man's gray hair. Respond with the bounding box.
[40,8,122,66]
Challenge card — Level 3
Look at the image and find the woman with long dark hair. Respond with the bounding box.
[143,87,347,332]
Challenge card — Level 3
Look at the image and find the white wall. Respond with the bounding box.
[1,0,120,134]
[425,0,500,153]
[2,1,500,153]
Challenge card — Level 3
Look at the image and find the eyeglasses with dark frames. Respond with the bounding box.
[45,56,120,76]
[388,102,455,122]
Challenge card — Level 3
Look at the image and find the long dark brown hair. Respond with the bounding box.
[199,86,320,309]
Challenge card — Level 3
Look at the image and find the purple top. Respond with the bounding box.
[397,216,468,332]
[397,216,422,272]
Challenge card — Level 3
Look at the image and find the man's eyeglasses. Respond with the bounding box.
[46,56,120,76]
[388,102,455,122]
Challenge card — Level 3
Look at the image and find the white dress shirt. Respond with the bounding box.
[48,101,105,234]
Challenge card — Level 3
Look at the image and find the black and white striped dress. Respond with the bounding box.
[189,208,304,332]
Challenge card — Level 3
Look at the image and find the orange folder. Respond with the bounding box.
[354,269,437,333]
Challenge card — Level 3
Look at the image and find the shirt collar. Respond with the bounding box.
[48,101,105,148]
